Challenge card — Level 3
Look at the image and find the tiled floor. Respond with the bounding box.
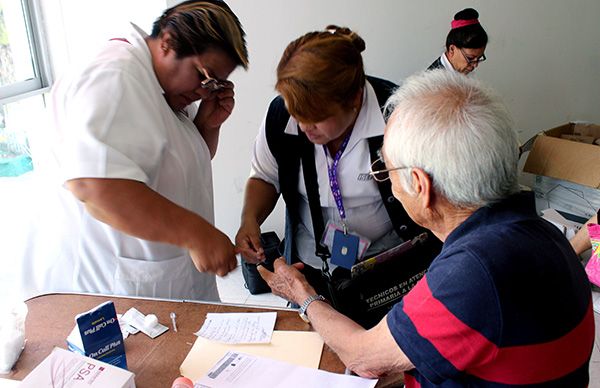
[216,259,288,308]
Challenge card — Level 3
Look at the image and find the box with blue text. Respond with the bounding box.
[66,301,128,370]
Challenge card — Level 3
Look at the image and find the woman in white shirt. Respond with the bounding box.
[236,26,434,300]
[21,0,248,301]
[428,8,488,75]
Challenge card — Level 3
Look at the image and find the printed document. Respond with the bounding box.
[194,351,378,388]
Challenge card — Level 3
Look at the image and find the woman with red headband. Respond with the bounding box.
[428,8,488,75]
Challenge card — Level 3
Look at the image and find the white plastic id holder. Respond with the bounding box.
[321,220,370,262]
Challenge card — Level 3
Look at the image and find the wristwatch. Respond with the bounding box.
[298,294,326,323]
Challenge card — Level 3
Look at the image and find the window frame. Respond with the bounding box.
[0,0,52,105]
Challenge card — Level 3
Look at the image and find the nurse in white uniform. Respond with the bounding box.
[20,0,248,301]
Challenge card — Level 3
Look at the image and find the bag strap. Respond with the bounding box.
[368,137,418,241]
[300,130,333,275]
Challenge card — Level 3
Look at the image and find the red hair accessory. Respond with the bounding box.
[451,19,479,29]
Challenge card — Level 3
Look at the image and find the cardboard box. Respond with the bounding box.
[20,347,135,387]
[531,175,600,223]
[523,122,600,188]
[523,122,600,230]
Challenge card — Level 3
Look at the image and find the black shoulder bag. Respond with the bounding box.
[301,140,440,328]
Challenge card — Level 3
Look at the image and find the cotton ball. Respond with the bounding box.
[144,314,158,328]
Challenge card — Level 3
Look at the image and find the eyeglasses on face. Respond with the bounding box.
[459,48,486,65]
[198,67,228,92]
[369,151,410,182]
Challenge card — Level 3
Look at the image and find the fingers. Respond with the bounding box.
[216,261,237,277]
[217,80,234,91]
[235,235,265,263]
[248,234,264,257]
[210,249,237,277]
[256,262,273,282]
[195,252,237,277]
[218,96,234,115]
[237,246,258,259]
[272,257,288,270]
[257,257,287,282]
[238,249,264,264]
[215,85,235,98]
[291,262,305,271]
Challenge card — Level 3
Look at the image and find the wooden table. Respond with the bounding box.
[6,293,347,387]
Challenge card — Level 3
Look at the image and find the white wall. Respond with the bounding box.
[41,0,166,77]
[213,0,600,239]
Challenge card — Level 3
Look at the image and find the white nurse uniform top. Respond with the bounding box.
[20,23,219,301]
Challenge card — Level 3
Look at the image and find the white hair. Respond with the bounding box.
[383,70,520,208]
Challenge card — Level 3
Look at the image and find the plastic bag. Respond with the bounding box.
[0,300,28,373]
[585,223,600,287]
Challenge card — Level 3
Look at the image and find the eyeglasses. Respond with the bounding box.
[459,48,486,65]
[198,67,228,92]
[369,151,409,182]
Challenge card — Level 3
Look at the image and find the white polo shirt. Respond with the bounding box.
[21,23,219,301]
[440,52,456,72]
[250,82,399,268]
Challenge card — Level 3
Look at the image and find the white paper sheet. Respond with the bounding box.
[194,312,277,344]
[194,351,378,388]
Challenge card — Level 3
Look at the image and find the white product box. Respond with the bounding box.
[20,347,135,388]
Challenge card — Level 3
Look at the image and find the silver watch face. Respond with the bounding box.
[298,295,324,324]
[299,311,310,323]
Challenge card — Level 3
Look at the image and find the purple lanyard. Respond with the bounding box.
[323,130,353,233]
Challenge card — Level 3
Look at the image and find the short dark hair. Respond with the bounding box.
[445,8,488,50]
[150,0,248,68]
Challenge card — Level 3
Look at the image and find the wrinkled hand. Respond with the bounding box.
[235,221,265,264]
[195,81,235,130]
[189,224,238,277]
[257,258,314,305]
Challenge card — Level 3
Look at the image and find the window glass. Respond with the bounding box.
[0,94,46,176]
[0,0,36,88]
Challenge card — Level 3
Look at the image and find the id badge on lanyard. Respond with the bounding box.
[322,131,365,270]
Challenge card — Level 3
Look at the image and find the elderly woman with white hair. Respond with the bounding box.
[258,70,594,387]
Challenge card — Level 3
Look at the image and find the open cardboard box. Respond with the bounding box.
[523,122,600,188]
[523,122,600,223]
